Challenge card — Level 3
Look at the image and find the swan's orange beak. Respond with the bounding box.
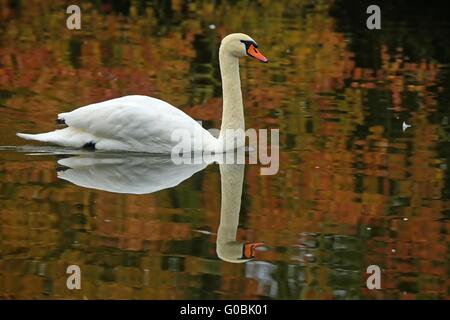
[243,242,265,259]
[247,44,268,63]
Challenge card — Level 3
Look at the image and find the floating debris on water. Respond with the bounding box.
[402,121,411,132]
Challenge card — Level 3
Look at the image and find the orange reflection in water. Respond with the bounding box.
[0,0,449,299]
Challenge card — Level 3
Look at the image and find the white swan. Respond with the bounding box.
[16,33,268,153]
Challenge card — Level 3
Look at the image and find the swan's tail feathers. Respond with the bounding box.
[17,131,66,143]
[16,128,96,148]
[16,132,42,141]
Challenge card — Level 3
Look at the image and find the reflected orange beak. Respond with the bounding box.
[247,44,268,63]
[243,242,265,259]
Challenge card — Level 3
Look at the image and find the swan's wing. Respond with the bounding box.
[59,95,211,152]
[57,154,209,194]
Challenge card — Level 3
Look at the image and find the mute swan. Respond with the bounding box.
[16,33,268,153]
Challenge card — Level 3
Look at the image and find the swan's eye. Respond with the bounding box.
[240,40,258,50]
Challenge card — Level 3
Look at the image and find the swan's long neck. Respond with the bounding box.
[219,48,245,136]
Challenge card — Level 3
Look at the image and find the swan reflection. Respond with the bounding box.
[217,163,264,263]
[57,154,209,194]
[56,153,263,263]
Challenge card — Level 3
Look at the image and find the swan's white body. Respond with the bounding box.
[17,33,267,153]
[19,95,216,153]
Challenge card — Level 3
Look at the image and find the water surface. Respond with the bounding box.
[0,0,449,299]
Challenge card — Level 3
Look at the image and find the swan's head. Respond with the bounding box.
[217,240,265,264]
[220,33,268,63]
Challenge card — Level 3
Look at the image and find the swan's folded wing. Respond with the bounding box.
[58,95,207,152]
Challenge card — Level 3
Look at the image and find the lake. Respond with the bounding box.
[0,0,449,299]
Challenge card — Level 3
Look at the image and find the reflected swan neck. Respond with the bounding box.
[216,164,245,263]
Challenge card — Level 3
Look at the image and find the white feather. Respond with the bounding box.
[18,95,217,153]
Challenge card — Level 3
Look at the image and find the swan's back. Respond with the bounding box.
[18,95,217,153]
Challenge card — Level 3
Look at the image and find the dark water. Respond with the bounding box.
[0,0,449,299]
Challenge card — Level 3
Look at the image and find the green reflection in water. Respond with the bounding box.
[0,0,449,300]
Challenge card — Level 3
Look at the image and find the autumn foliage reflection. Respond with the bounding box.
[0,0,448,299]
